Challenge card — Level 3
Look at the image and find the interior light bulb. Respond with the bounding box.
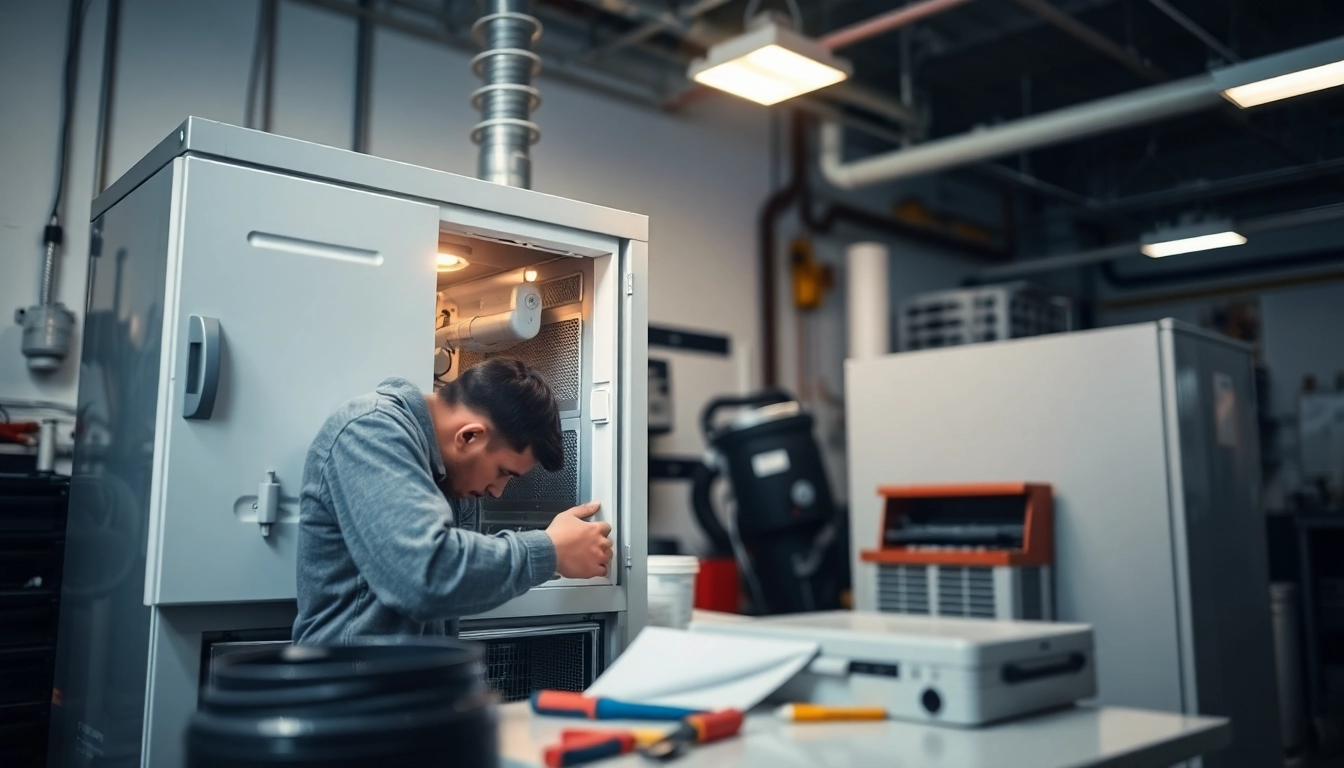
[437,252,470,272]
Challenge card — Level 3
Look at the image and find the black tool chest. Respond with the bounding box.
[0,473,70,767]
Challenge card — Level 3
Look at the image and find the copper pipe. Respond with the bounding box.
[819,0,973,51]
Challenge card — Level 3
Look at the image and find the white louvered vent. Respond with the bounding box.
[935,566,996,618]
[876,565,930,615]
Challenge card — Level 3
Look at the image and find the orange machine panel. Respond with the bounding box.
[860,483,1052,567]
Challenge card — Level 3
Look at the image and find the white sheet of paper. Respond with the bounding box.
[584,626,818,711]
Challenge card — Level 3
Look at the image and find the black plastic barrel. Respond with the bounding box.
[187,638,498,768]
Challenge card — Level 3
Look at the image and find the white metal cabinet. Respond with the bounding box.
[148,158,440,605]
[846,321,1281,768]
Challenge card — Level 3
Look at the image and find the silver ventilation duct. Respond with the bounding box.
[472,0,542,188]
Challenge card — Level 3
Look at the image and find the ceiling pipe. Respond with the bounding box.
[818,0,974,50]
[820,74,1223,188]
[760,112,1009,386]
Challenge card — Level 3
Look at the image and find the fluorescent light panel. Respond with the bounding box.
[1141,231,1247,259]
[689,19,851,105]
[693,44,848,105]
[1222,58,1344,108]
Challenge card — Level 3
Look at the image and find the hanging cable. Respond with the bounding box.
[50,0,90,223]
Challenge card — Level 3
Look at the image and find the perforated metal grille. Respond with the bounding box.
[899,285,1070,351]
[499,430,579,506]
[541,274,582,309]
[460,318,581,408]
[936,566,997,618]
[462,628,595,703]
[876,565,930,615]
[1020,567,1044,620]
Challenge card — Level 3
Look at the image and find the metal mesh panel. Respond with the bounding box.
[936,566,996,618]
[459,318,581,408]
[899,284,1071,351]
[541,273,582,309]
[1020,567,1044,620]
[463,628,595,703]
[876,565,930,615]
[499,429,578,507]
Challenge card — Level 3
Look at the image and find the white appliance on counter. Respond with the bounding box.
[694,611,1095,726]
[49,117,648,768]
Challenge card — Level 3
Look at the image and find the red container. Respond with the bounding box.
[693,557,739,613]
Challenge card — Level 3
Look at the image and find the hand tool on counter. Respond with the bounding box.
[540,710,745,766]
[531,691,703,721]
[543,728,665,767]
[640,709,745,761]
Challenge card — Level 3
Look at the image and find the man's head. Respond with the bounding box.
[430,358,563,499]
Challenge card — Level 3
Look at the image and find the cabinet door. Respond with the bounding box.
[149,158,439,605]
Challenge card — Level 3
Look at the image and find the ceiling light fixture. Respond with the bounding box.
[1216,35,1344,108]
[1140,220,1246,259]
[688,15,851,106]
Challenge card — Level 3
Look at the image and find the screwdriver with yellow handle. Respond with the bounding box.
[775,703,889,722]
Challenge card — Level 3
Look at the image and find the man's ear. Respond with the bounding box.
[455,422,490,450]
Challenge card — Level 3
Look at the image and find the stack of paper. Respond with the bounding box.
[584,626,819,711]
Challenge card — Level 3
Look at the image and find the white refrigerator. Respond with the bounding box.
[50,118,648,768]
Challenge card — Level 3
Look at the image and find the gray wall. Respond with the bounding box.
[0,0,770,549]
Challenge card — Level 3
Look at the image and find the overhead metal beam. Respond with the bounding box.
[1147,0,1240,63]
[289,0,670,107]
[578,0,736,62]
[1010,0,1166,83]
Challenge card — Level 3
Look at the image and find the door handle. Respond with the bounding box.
[183,315,221,420]
[1001,653,1087,684]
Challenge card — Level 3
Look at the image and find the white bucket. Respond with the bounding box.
[647,555,700,630]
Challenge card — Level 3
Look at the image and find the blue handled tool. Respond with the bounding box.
[531,691,703,721]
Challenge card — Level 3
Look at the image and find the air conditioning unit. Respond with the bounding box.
[861,484,1054,621]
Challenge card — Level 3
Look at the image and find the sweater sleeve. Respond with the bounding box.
[322,408,557,622]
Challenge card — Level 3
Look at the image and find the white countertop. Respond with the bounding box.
[499,702,1230,768]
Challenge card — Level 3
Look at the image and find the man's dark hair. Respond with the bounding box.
[438,358,564,472]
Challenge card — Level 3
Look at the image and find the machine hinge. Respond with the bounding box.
[625,274,634,295]
[624,543,632,569]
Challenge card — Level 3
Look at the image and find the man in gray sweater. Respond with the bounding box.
[293,358,610,644]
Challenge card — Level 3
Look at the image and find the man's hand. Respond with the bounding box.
[547,502,613,579]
